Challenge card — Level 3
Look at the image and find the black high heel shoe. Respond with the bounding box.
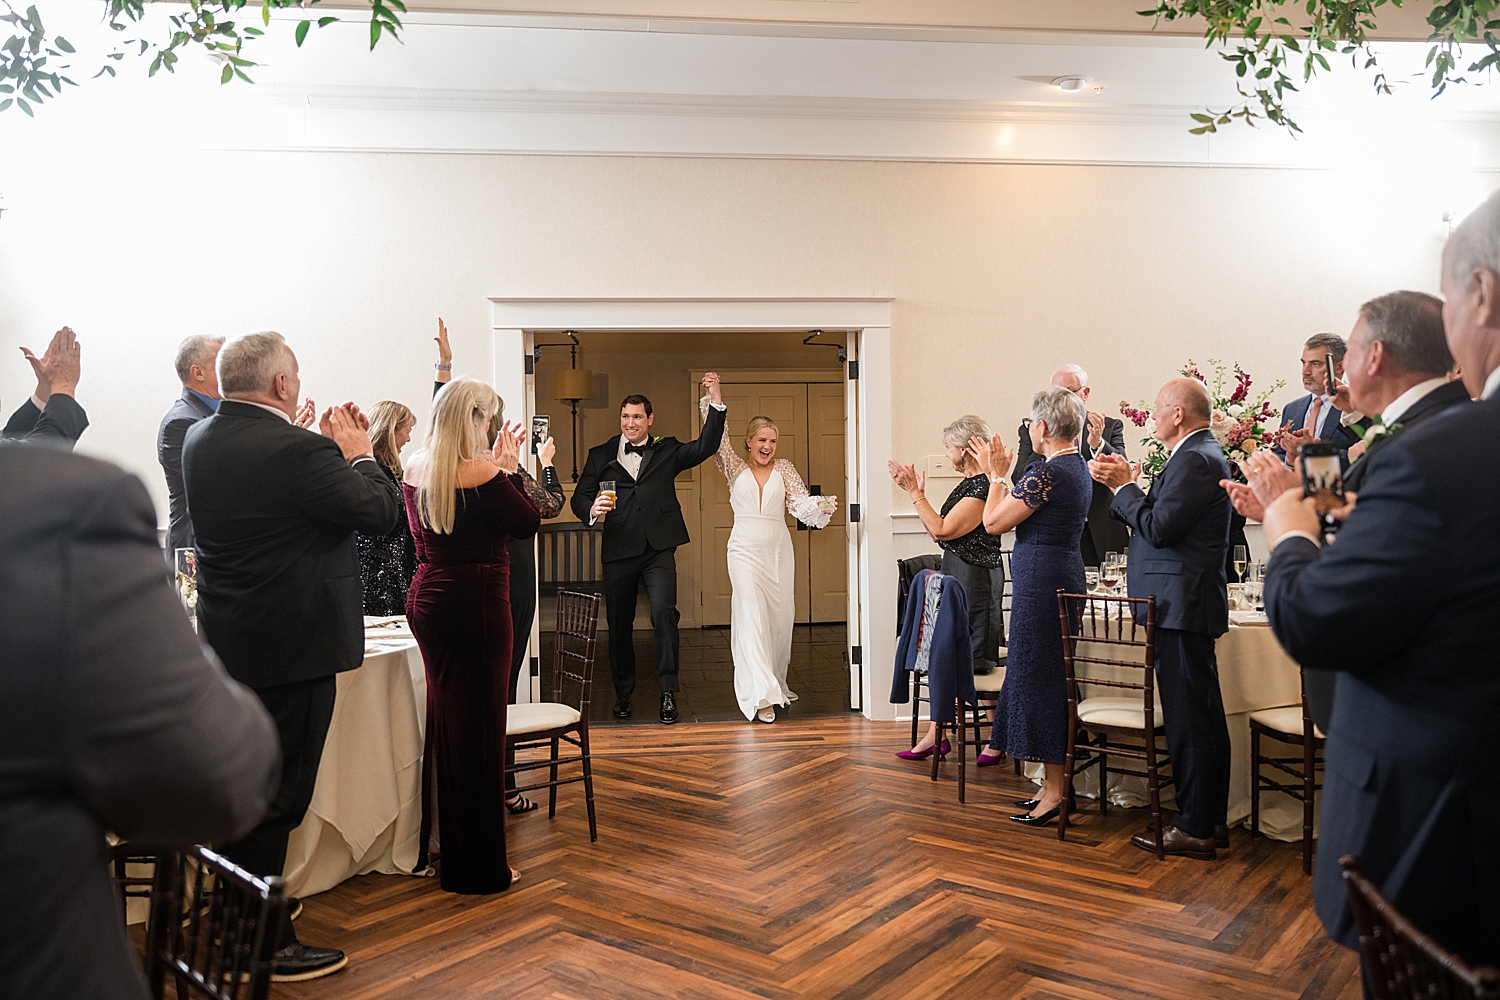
[1013,797,1041,809]
[1009,802,1068,827]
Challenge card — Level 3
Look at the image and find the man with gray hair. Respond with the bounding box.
[183,330,401,982]
[1014,364,1129,567]
[1255,189,1500,967]
[1332,291,1470,495]
[157,335,224,554]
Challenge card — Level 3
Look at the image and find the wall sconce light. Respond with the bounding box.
[536,331,593,481]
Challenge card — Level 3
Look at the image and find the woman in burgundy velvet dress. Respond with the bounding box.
[403,377,540,894]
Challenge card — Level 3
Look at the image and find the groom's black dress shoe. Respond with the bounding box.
[270,942,347,982]
[1132,825,1218,860]
[613,700,632,719]
[660,693,678,725]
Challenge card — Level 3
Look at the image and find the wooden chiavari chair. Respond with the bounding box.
[1055,592,1174,855]
[142,847,288,1000]
[1249,670,1325,875]
[1341,856,1500,1000]
[506,590,602,841]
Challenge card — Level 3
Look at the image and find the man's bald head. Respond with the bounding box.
[1162,377,1212,425]
[1150,376,1212,448]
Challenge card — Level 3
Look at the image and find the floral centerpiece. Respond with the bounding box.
[1120,359,1286,484]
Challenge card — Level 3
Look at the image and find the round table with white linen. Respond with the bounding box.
[282,616,429,897]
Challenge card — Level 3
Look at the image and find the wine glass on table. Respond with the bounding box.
[1101,553,1123,597]
[1233,544,1248,584]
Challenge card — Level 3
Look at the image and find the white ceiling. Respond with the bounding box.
[6,2,1500,169]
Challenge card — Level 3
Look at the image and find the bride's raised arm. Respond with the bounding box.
[777,459,837,528]
[700,395,745,485]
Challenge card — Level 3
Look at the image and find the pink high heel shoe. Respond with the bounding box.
[976,750,1006,767]
[896,738,951,761]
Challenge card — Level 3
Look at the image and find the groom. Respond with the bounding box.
[572,373,727,724]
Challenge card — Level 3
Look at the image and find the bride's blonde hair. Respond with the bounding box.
[408,377,499,534]
[744,416,777,452]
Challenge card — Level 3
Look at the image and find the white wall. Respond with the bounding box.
[2,149,1489,522]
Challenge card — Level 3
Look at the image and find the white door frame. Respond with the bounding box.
[491,297,895,720]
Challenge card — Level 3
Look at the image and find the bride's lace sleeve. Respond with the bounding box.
[778,459,836,529]
[700,395,745,485]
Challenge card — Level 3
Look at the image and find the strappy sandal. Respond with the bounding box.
[505,792,539,815]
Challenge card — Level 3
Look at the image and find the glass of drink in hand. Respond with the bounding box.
[598,480,617,517]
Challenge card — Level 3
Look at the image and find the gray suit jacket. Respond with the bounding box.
[157,387,217,553]
[0,445,279,1000]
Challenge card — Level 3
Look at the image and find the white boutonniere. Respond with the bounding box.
[1361,417,1388,443]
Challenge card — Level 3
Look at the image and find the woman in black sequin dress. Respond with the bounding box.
[888,414,1006,759]
[357,401,419,615]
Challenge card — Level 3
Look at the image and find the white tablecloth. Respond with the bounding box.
[282,618,429,896]
[1025,617,1313,841]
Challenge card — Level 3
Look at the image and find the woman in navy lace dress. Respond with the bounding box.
[972,386,1093,826]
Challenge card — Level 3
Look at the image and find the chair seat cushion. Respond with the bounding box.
[1249,706,1324,739]
[507,702,583,735]
[1076,695,1165,730]
[973,667,1006,693]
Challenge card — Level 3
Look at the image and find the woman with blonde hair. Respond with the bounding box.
[403,376,541,894]
[356,399,419,615]
[706,400,837,723]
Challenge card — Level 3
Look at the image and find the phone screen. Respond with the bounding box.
[1324,352,1337,397]
[531,415,550,455]
[1299,442,1345,515]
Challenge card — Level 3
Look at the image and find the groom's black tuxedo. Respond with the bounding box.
[571,405,727,704]
[570,402,726,562]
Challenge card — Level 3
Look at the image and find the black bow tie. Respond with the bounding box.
[624,441,651,456]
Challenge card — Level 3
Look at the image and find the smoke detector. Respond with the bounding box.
[1051,76,1095,93]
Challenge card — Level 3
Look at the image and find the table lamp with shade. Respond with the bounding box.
[552,360,594,482]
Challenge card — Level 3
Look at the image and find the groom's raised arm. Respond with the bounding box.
[571,447,603,522]
[675,401,726,472]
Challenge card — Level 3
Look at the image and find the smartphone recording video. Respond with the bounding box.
[531,415,550,456]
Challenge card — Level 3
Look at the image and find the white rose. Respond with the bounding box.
[1227,403,1244,417]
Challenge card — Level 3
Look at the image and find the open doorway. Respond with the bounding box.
[532,333,848,724]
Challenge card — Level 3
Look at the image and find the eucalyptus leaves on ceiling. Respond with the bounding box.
[1,0,403,117]
[1140,0,1500,133]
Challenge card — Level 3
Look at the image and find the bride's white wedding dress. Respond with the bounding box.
[707,401,835,721]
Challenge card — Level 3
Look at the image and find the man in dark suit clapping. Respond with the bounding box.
[1014,364,1130,566]
[1,326,88,448]
[571,374,727,724]
[183,331,401,982]
[1091,377,1233,861]
[157,335,224,554]
[1254,192,1500,968]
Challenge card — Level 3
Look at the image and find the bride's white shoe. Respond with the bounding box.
[757,707,777,723]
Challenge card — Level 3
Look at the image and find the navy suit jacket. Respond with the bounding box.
[889,569,975,721]
[1264,394,1499,965]
[1272,393,1362,466]
[157,387,216,554]
[1110,429,1231,636]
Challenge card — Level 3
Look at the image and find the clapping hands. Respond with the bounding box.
[887,460,925,498]
[320,401,374,461]
[489,420,524,474]
[20,326,81,399]
[1089,453,1139,490]
[294,398,317,429]
[1222,450,1300,522]
[967,434,1014,482]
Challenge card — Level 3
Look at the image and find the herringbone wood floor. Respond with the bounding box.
[276,717,1360,1000]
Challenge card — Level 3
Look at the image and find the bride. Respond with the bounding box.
[703,399,837,723]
